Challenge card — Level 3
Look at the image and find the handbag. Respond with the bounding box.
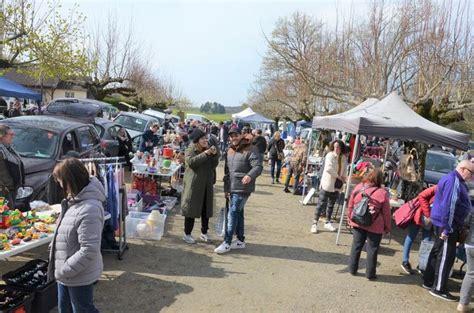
[400,148,420,182]
[351,188,379,226]
[392,198,420,229]
[334,178,343,189]
[277,151,284,161]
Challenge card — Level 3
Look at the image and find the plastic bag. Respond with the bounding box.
[214,207,226,237]
[418,240,434,271]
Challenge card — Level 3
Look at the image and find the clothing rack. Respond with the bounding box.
[78,156,126,164]
[78,156,128,260]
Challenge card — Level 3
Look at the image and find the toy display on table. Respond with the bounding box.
[0,198,58,252]
[131,148,180,175]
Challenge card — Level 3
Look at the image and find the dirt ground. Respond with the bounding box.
[0,163,466,312]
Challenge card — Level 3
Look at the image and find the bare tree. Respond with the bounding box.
[73,13,138,100]
[251,1,473,125]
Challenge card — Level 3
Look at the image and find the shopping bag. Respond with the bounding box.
[418,240,434,271]
[393,198,419,229]
[214,197,228,237]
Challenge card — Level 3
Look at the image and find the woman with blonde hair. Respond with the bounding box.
[268,131,285,184]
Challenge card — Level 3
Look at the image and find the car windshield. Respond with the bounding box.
[426,152,457,174]
[11,126,58,159]
[114,115,147,132]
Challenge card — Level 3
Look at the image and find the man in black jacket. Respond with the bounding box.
[214,127,263,254]
[253,129,267,158]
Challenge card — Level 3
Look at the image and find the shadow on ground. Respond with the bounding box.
[95,271,193,312]
[103,241,228,278]
[234,242,351,265]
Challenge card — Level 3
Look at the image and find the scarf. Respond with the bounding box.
[0,143,20,165]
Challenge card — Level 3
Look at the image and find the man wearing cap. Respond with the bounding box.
[215,127,263,254]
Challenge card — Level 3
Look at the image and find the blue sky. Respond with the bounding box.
[63,0,370,107]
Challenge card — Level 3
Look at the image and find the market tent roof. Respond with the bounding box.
[232,107,273,123]
[312,92,470,150]
[0,77,41,101]
[232,107,254,119]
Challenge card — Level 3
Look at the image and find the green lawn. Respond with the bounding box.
[172,108,232,123]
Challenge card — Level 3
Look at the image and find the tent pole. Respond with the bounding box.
[336,134,360,245]
[382,140,390,172]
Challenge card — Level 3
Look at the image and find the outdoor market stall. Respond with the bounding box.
[128,146,183,240]
[0,77,42,101]
[309,92,470,244]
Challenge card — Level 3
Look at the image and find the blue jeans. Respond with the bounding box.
[225,193,249,244]
[58,283,99,313]
[270,158,282,181]
[402,222,432,263]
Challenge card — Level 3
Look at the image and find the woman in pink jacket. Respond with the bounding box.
[348,168,391,280]
[401,185,436,274]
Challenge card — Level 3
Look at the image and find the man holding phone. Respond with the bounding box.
[215,127,263,254]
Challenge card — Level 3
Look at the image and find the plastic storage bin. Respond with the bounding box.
[126,211,167,240]
[0,285,33,313]
[2,259,57,313]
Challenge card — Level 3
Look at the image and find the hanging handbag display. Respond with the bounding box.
[399,148,420,182]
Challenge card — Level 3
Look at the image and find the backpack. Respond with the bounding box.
[392,198,420,229]
[351,188,379,226]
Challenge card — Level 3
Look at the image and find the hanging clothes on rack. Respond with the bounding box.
[106,165,119,230]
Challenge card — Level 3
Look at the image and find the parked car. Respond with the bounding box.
[424,149,458,188]
[113,111,160,139]
[185,113,209,124]
[142,109,177,131]
[93,118,132,157]
[142,109,166,124]
[44,98,119,120]
[2,116,102,206]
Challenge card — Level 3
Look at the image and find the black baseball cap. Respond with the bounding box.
[228,127,241,135]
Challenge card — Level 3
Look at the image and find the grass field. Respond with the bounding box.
[172,108,232,122]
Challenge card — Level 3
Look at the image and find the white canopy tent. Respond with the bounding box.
[310,92,470,244]
[232,107,274,123]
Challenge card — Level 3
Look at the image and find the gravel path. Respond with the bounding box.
[0,164,464,312]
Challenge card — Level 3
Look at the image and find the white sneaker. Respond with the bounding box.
[230,239,246,249]
[310,223,318,234]
[200,233,212,242]
[214,242,231,254]
[183,234,196,244]
[324,222,336,232]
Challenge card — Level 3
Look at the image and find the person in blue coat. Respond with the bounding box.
[423,160,473,302]
[139,123,161,154]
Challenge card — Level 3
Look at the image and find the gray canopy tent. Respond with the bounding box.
[310,92,470,244]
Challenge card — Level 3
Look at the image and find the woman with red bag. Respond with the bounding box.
[401,185,437,274]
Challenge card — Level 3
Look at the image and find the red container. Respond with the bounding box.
[162,148,174,159]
